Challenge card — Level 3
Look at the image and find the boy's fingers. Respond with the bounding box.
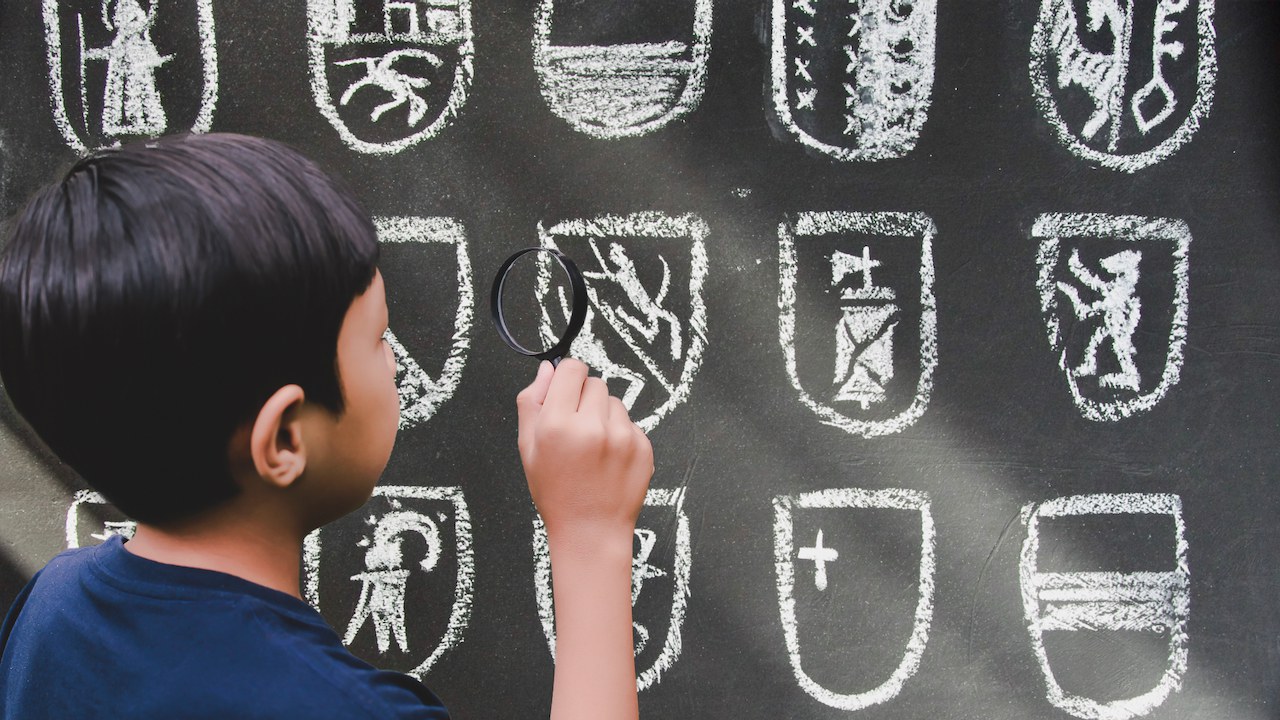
[542,357,589,414]
[516,361,554,439]
[579,376,609,417]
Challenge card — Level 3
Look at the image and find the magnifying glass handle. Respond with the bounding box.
[550,357,562,368]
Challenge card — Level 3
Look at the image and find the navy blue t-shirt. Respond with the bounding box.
[0,536,450,719]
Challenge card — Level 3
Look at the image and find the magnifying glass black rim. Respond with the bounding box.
[490,247,588,363]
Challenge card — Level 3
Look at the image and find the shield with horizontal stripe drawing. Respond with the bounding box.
[533,0,710,138]
[536,213,708,432]
[1034,213,1189,422]
[1030,0,1216,171]
[772,487,935,711]
[304,486,473,679]
[533,488,691,690]
[42,0,219,151]
[308,0,472,153]
[1020,493,1190,720]
[770,0,936,160]
[779,212,936,437]
[375,216,472,429]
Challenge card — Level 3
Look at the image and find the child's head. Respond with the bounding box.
[0,133,395,528]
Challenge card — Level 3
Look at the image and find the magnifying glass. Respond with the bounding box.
[490,247,588,367]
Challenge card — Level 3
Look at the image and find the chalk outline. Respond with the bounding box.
[307,0,474,154]
[1020,493,1190,720]
[769,0,938,161]
[66,489,135,548]
[533,488,692,691]
[772,487,936,711]
[532,0,711,138]
[1034,213,1189,422]
[779,211,937,437]
[539,213,709,433]
[375,216,473,430]
[42,0,219,152]
[304,485,474,679]
[1029,0,1217,172]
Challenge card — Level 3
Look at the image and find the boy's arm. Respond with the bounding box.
[517,360,653,720]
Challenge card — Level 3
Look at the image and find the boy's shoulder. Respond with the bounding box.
[0,537,449,719]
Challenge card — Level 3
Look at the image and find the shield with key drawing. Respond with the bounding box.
[533,488,691,690]
[1034,213,1189,422]
[42,0,219,151]
[770,0,936,160]
[779,212,936,437]
[772,487,935,711]
[375,216,473,429]
[536,213,708,432]
[1020,493,1190,720]
[307,0,472,153]
[1030,0,1216,171]
[304,486,473,679]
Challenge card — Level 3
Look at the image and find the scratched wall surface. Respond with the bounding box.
[1,2,1277,719]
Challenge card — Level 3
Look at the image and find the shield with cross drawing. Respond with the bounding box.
[779,211,936,437]
[533,488,691,690]
[772,487,935,711]
[1030,0,1216,171]
[307,0,472,153]
[770,0,936,160]
[536,212,708,432]
[1020,493,1190,719]
[1034,213,1189,422]
[42,0,219,152]
[374,216,473,430]
[304,486,473,679]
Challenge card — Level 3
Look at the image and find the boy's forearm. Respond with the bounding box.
[547,528,639,720]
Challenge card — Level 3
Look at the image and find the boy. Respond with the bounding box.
[0,133,653,719]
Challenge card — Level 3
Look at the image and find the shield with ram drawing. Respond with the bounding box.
[772,487,936,711]
[534,213,708,432]
[304,486,473,679]
[307,0,472,153]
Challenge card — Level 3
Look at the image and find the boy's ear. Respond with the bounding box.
[249,385,308,489]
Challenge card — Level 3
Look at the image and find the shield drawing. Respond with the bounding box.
[42,0,219,152]
[1034,213,1189,421]
[537,213,708,432]
[1030,0,1216,172]
[779,212,937,437]
[1020,493,1190,720]
[770,0,936,161]
[533,0,711,138]
[772,488,935,711]
[308,0,473,153]
[66,490,136,548]
[533,488,691,690]
[375,217,473,430]
[304,485,473,679]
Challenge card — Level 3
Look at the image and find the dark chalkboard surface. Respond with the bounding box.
[1,2,1277,718]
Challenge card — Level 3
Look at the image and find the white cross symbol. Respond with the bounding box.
[794,58,813,84]
[797,26,817,47]
[796,88,817,110]
[793,0,816,16]
[798,529,839,591]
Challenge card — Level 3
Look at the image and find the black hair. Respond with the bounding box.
[0,133,379,526]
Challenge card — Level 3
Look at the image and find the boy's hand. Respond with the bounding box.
[516,359,654,544]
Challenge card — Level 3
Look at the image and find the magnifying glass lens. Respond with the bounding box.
[497,250,577,356]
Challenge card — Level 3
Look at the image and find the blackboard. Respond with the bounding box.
[1,1,1278,718]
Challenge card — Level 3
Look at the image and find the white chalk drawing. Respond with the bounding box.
[66,490,136,548]
[773,487,935,711]
[42,0,219,152]
[533,488,691,691]
[1020,493,1190,720]
[308,0,473,153]
[375,216,472,429]
[533,0,711,138]
[1030,0,1216,171]
[779,212,937,437]
[797,529,839,592]
[304,485,473,679]
[770,0,936,160]
[537,213,708,432]
[1034,213,1189,421]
